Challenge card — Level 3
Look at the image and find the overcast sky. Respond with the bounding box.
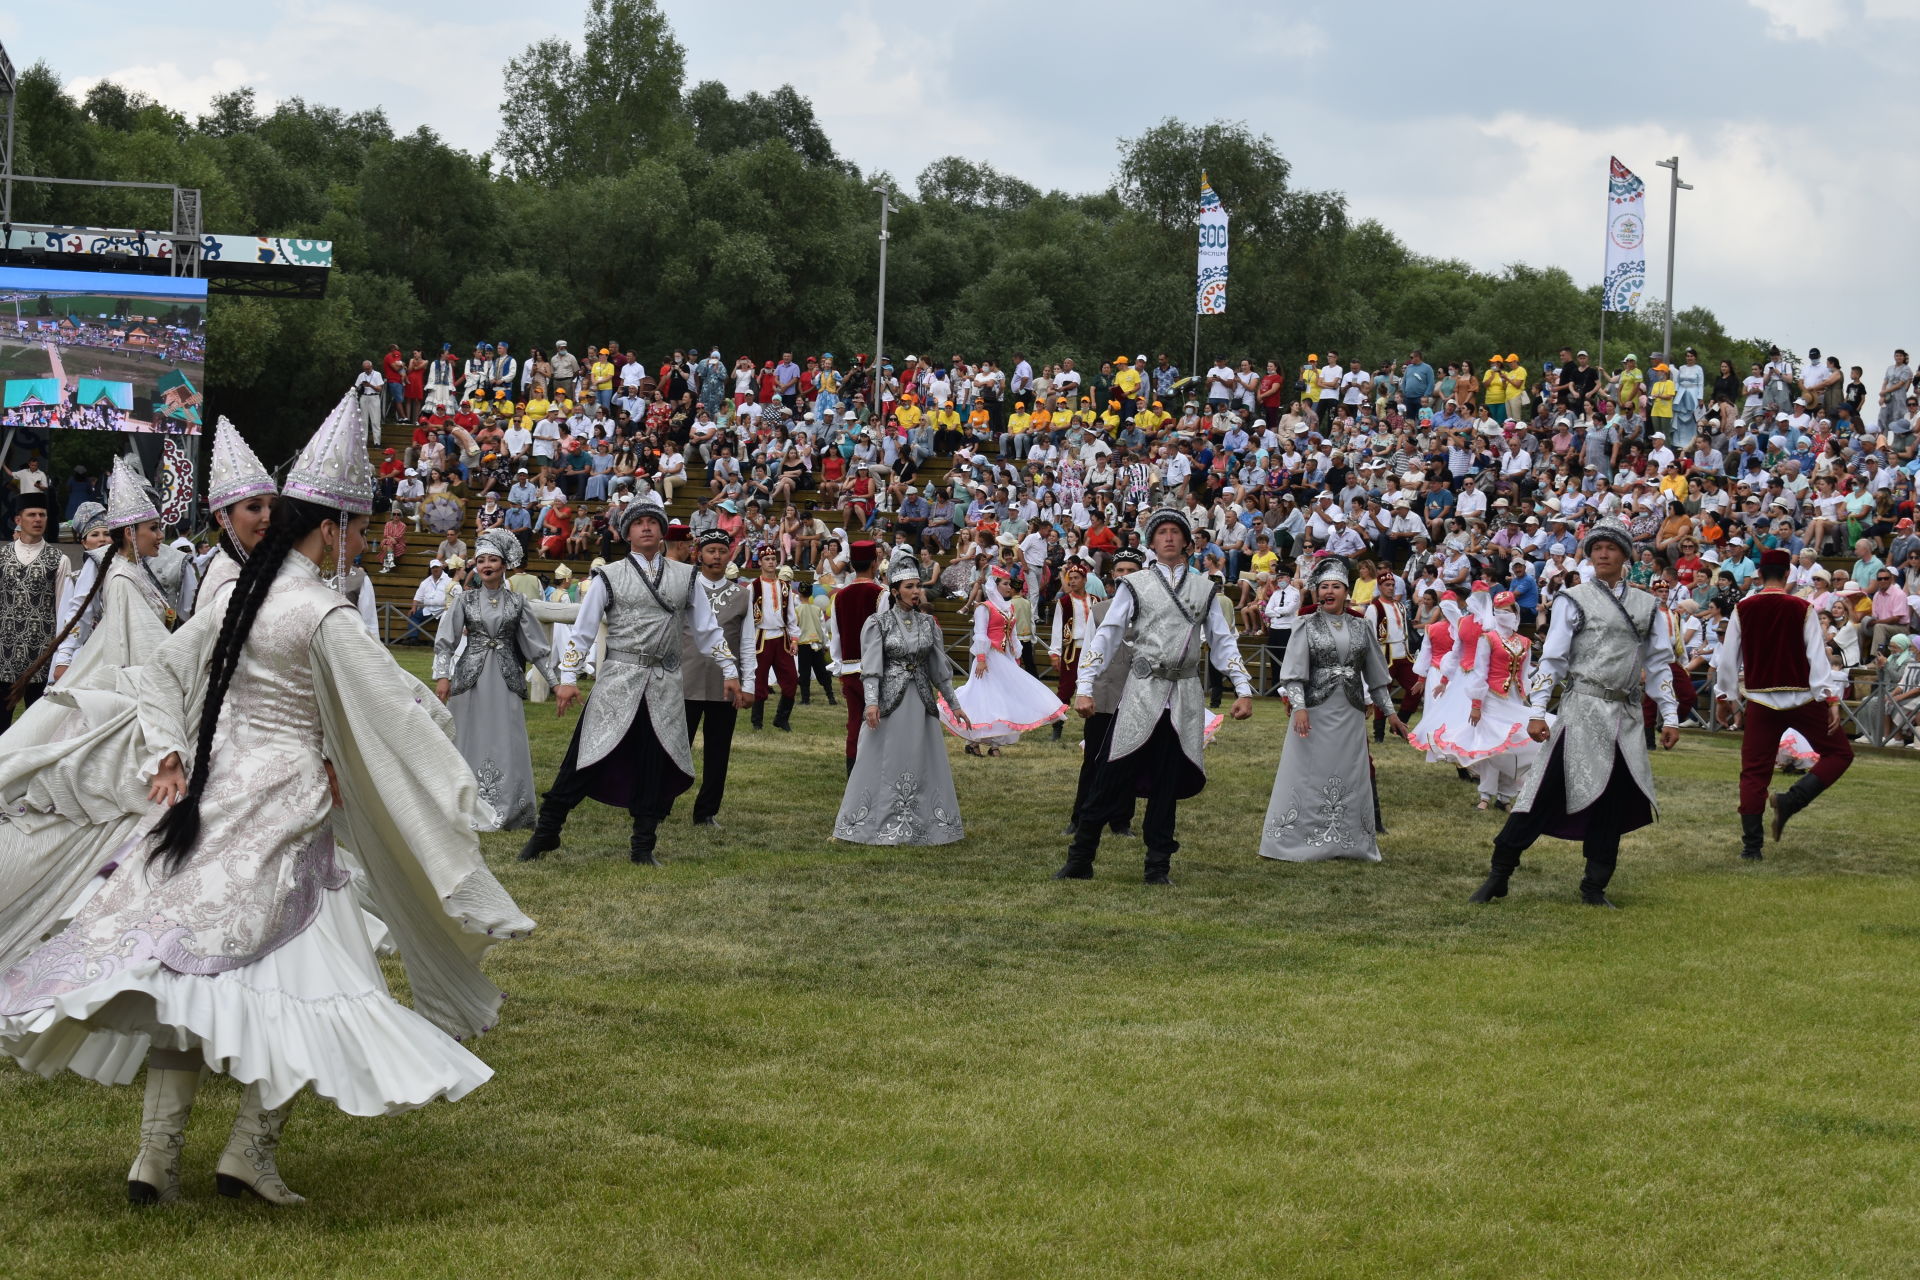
[8,0,1915,369]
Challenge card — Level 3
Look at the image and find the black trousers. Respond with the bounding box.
[683,699,737,821]
[1070,711,1136,833]
[0,681,43,729]
[797,644,835,699]
[1071,712,1187,869]
[536,699,684,838]
[1492,743,1642,888]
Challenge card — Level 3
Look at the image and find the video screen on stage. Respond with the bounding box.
[0,265,207,435]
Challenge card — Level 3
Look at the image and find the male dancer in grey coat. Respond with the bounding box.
[520,496,740,865]
[1057,508,1252,885]
[682,529,755,828]
[1469,517,1679,908]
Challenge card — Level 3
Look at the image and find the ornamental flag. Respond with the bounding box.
[1603,156,1646,313]
[1196,172,1229,316]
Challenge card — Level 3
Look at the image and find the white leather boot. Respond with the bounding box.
[214,1083,306,1206]
[127,1055,201,1206]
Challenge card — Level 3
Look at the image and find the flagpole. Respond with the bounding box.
[1191,313,1199,396]
[1597,308,1606,409]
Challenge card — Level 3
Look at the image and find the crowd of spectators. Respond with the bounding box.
[368,339,1920,743]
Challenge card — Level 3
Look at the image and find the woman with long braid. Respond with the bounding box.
[192,415,279,614]
[0,395,534,1208]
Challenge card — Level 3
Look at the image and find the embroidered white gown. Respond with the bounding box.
[946,583,1066,745]
[0,553,531,1117]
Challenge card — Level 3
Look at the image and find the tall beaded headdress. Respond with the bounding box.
[205,415,278,511]
[104,456,161,529]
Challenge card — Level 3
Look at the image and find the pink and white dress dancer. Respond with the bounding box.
[1407,592,1465,761]
[1776,729,1819,772]
[946,568,1066,752]
[1438,592,1545,809]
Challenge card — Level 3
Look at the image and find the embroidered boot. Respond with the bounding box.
[215,1083,305,1206]
[128,1055,201,1206]
[1738,812,1766,861]
[1768,773,1829,842]
[1468,843,1522,904]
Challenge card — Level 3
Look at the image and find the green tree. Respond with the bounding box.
[497,0,688,183]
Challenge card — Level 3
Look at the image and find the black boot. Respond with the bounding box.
[1768,773,1829,842]
[1372,786,1387,836]
[825,683,837,706]
[1738,812,1765,861]
[1051,721,1064,742]
[1578,857,1618,908]
[517,814,562,862]
[750,700,764,730]
[845,756,855,778]
[773,694,795,731]
[1143,855,1173,887]
[1052,859,1094,880]
[1468,842,1522,903]
[1373,715,1387,744]
[1054,822,1098,879]
[629,816,661,866]
[800,688,811,706]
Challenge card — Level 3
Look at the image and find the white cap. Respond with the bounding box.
[429,558,445,568]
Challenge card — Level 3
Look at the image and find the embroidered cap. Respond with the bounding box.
[70,501,109,542]
[1580,516,1634,558]
[475,527,523,569]
[612,493,668,538]
[104,456,161,529]
[887,545,922,586]
[1309,555,1351,589]
[1143,505,1191,544]
[206,415,277,510]
[285,393,376,515]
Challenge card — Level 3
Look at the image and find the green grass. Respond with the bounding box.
[6,649,1920,1278]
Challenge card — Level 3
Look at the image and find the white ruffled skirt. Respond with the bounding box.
[0,875,490,1117]
[945,649,1067,745]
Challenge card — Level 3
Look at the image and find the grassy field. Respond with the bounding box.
[4,648,1919,1278]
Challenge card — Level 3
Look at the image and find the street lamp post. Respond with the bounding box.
[1654,156,1692,361]
[873,183,899,397]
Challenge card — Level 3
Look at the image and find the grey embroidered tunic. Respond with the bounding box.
[433,585,557,829]
[1258,608,1395,863]
[833,608,964,846]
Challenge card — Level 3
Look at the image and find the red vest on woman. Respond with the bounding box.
[1426,618,1454,658]
[1484,632,1531,697]
[1456,615,1485,670]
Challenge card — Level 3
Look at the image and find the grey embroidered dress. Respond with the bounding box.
[833,609,965,846]
[433,585,556,830]
[1258,609,1395,863]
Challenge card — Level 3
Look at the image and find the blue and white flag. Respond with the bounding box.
[1603,157,1646,313]
[1196,172,1229,316]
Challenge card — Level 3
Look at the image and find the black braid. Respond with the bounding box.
[149,498,332,874]
[4,529,135,713]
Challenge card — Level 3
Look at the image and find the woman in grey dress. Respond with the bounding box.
[834,548,974,845]
[434,528,556,829]
[1259,556,1408,863]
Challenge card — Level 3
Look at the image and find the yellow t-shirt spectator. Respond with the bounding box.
[1649,376,1675,420]
[1136,408,1169,434]
[1250,549,1279,576]
[931,407,960,436]
[590,360,615,393]
[521,394,551,429]
[894,402,923,432]
[1619,366,1644,408]
[1006,410,1032,435]
[1660,471,1689,502]
[1030,408,1052,434]
[1114,366,1142,399]
[1482,361,1509,405]
[1503,365,1527,407]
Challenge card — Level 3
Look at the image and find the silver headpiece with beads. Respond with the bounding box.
[205,415,278,511]
[1309,555,1351,588]
[104,456,161,529]
[475,527,524,569]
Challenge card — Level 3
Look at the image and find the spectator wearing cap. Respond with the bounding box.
[403,560,450,644]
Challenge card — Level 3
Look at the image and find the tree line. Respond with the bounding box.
[4,0,1768,468]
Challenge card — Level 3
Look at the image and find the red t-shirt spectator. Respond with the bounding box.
[383,349,405,386]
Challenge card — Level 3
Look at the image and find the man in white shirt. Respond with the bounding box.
[1019,526,1048,602]
[403,560,450,644]
[1205,358,1236,409]
[352,361,384,441]
[1646,433,1676,470]
[1261,566,1302,680]
[532,411,564,464]
[747,545,801,731]
[1323,513,1366,557]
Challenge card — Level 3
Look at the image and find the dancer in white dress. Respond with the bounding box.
[0,460,178,971]
[1405,592,1466,763]
[947,567,1066,753]
[1437,591,1544,811]
[0,397,533,1208]
[195,415,280,614]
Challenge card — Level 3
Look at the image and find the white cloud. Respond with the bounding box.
[67,58,264,122]
[1747,0,1848,40]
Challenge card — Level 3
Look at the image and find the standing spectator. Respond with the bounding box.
[550,340,580,398]
[1400,350,1435,413]
[381,344,406,421]
[589,349,616,409]
[1206,355,1236,410]
[774,352,802,409]
[1879,349,1913,432]
[353,360,384,439]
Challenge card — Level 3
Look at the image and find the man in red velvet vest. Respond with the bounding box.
[1713,547,1853,859]
[829,541,885,776]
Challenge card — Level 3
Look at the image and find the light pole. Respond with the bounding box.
[1654,156,1692,361]
[873,183,899,397]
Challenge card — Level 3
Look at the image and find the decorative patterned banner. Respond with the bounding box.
[1196,172,1229,316]
[157,439,194,527]
[1603,157,1646,313]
